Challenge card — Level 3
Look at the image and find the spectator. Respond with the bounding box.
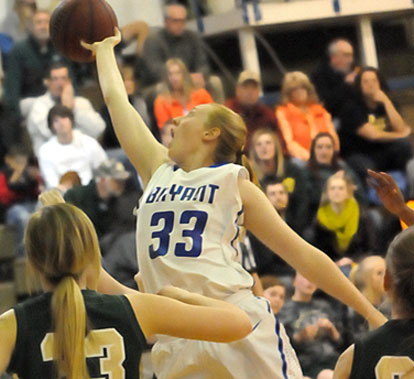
[262,175,289,221]
[247,175,295,279]
[0,0,37,46]
[0,145,39,242]
[278,272,344,378]
[226,70,285,152]
[64,158,133,238]
[38,105,107,189]
[249,128,309,234]
[141,2,210,89]
[0,87,22,163]
[307,172,375,261]
[276,71,339,163]
[3,9,62,115]
[153,58,213,130]
[346,255,387,344]
[305,132,366,224]
[311,38,359,119]
[261,275,287,315]
[334,228,414,378]
[28,62,105,155]
[338,67,412,188]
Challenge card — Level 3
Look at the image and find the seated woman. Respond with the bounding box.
[305,132,366,223]
[276,71,340,163]
[153,58,213,130]
[307,172,375,261]
[0,197,252,378]
[249,127,309,235]
[338,66,412,187]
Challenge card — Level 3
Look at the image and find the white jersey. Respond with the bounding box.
[136,162,253,299]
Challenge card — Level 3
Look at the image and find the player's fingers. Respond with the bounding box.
[80,40,93,50]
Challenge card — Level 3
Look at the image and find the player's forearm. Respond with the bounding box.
[398,204,414,226]
[291,244,386,327]
[94,44,128,107]
[158,286,239,311]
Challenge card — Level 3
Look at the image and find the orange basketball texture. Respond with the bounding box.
[50,0,118,63]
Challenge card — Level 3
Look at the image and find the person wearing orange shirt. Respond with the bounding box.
[154,58,213,129]
[276,71,339,163]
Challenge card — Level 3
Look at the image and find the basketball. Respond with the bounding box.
[50,0,118,63]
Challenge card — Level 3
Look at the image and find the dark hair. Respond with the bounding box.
[354,66,390,99]
[47,61,70,79]
[260,275,285,291]
[308,132,340,173]
[386,227,414,316]
[6,144,30,157]
[47,105,74,132]
[261,174,285,193]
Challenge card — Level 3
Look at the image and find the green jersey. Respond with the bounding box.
[8,289,147,378]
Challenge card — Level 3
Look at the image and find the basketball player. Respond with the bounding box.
[82,30,386,378]
[334,226,414,378]
[0,202,252,378]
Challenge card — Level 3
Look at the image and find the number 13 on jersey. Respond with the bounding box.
[149,210,208,259]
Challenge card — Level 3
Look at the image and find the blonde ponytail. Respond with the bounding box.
[51,276,88,379]
[25,203,101,379]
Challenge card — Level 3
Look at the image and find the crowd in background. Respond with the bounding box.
[0,1,413,378]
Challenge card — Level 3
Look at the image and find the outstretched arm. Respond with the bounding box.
[81,30,169,188]
[333,344,354,379]
[240,178,386,328]
[127,286,252,342]
[367,169,414,226]
[0,310,17,374]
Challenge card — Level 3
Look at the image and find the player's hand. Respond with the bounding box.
[80,27,121,54]
[39,189,65,206]
[367,170,406,216]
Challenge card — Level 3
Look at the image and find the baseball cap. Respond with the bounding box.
[94,159,131,180]
[237,70,261,85]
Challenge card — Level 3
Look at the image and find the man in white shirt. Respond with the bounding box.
[27,62,105,155]
[38,104,107,189]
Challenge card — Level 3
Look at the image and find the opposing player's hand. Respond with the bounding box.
[39,189,65,206]
[80,27,121,55]
[367,170,406,216]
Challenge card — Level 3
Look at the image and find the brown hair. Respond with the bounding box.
[260,275,285,291]
[160,58,194,101]
[25,204,101,378]
[249,128,285,180]
[386,227,414,316]
[59,171,81,187]
[280,71,319,105]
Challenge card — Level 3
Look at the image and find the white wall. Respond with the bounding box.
[0,0,165,27]
[105,0,164,27]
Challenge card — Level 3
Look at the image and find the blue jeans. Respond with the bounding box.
[6,201,37,244]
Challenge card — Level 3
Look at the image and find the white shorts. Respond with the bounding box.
[152,290,303,379]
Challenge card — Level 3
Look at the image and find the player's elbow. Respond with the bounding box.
[221,311,252,342]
